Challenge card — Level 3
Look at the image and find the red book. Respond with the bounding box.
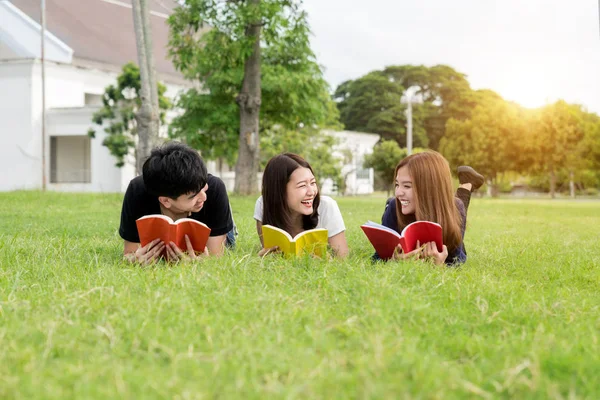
[136,214,211,255]
[361,220,443,260]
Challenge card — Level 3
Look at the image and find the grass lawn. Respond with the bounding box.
[1,191,599,399]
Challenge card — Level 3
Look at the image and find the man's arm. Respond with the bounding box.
[124,240,139,257]
[206,234,227,256]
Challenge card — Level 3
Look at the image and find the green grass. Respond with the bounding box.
[1,191,599,399]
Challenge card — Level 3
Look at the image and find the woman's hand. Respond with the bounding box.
[421,241,448,265]
[258,246,279,257]
[392,240,425,261]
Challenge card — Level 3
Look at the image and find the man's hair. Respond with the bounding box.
[142,141,208,198]
[394,150,463,252]
[262,153,320,234]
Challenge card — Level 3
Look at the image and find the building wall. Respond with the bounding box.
[0,61,40,190]
[47,107,125,192]
[0,58,187,192]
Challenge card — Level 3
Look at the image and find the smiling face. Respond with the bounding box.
[286,167,318,217]
[160,183,209,215]
[395,166,415,215]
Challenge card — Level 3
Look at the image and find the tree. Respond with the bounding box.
[528,101,585,198]
[131,0,160,172]
[334,72,404,133]
[89,63,171,168]
[439,96,526,196]
[363,140,407,196]
[334,65,480,151]
[333,71,432,148]
[260,126,344,190]
[168,0,336,194]
[578,110,600,178]
[383,64,478,150]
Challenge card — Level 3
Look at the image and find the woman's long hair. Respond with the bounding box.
[262,153,320,234]
[394,151,463,252]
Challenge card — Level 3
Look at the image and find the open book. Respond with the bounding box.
[136,214,211,255]
[262,225,328,257]
[361,220,443,260]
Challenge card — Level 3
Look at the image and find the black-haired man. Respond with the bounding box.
[119,142,235,264]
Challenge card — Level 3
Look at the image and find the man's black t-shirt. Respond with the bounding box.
[119,174,234,243]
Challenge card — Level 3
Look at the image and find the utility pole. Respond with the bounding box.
[41,0,47,190]
[405,94,413,155]
[402,87,418,155]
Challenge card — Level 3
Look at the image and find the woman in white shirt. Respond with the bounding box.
[254,153,349,258]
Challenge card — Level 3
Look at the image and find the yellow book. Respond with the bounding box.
[262,225,328,258]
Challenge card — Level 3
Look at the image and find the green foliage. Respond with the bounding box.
[167,0,338,162]
[363,140,407,194]
[385,65,484,150]
[335,65,483,151]
[528,101,585,174]
[260,126,344,189]
[91,63,171,167]
[440,96,526,188]
[334,73,404,133]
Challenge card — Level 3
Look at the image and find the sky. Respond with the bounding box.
[303,0,600,113]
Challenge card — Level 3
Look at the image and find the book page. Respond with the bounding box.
[137,214,174,223]
[173,217,208,228]
[362,221,402,238]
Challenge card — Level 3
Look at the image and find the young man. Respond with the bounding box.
[119,142,235,264]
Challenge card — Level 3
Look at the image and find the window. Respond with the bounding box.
[84,93,103,106]
[356,167,371,180]
[50,136,91,183]
[354,155,370,179]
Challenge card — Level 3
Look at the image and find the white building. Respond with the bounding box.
[0,0,186,192]
[320,130,380,196]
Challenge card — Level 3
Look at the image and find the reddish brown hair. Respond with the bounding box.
[394,151,463,252]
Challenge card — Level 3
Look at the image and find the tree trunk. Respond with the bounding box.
[132,0,159,174]
[490,181,499,197]
[234,0,262,194]
[549,168,556,199]
[569,170,575,198]
[140,0,158,113]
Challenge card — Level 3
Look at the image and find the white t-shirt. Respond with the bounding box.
[254,195,346,238]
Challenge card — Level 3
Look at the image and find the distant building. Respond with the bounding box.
[0,0,185,192]
[320,130,380,195]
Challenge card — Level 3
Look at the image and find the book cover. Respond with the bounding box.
[262,225,328,257]
[361,220,443,260]
[136,214,211,255]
